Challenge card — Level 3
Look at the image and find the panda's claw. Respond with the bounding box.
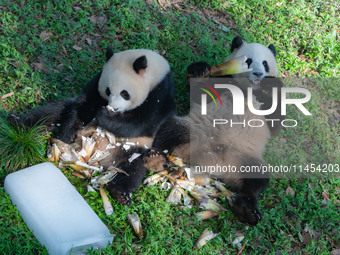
[108,188,132,206]
[187,62,211,78]
[119,192,131,206]
[143,149,168,172]
[231,195,263,225]
[7,113,21,124]
[148,149,160,158]
[248,209,262,225]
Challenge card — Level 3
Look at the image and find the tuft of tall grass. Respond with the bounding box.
[0,118,48,174]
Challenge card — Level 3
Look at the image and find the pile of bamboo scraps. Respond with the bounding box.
[46,126,146,215]
[46,126,235,244]
[146,155,234,210]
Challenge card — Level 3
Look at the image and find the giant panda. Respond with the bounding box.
[187,35,284,136]
[152,36,283,225]
[9,48,175,143]
[9,48,176,205]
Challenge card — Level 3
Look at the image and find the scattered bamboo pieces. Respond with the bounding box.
[47,126,144,215]
[232,235,245,249]
[143,170,168,185]
[47,123,235,243]
[99,186,113,216]
[195,211,219,221]
[237,240,248,255]
[166,184,182,204]
[194,175,211,186]
[199,197,227,212]
[152,155,232,215]
[213,180,234,204]
[128,213,143,239]
[176,179,195,191]
[195,228,220,249]
[63,161,102,172]
[168,155,184,167]
[87,185,96,193]
[47,143,60,162]
[91,172,117,190]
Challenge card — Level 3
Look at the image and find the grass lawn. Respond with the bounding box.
[0,0,339,254]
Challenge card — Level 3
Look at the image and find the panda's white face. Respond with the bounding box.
[98,49,170,113]
[229,42,278,89]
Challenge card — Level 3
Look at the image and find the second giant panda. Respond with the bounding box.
[152,36,283,225]
[188,35,284,136]
[9,48,176,205]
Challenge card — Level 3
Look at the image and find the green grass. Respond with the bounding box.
[0,0,339,254]
[0,118,47,175]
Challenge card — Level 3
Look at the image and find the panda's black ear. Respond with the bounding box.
[133,55,147,74]
[231,35,243,52]
[106,46,114,61]
[268,44,276,57]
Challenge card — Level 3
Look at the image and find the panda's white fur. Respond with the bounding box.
[98,49,170,112]
[228,41,278,89]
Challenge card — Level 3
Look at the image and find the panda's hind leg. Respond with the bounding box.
[106,148,148,206]
[106,148,168,206]
[231,177,269,225]
[7,101,67,130]
[223,157,269,225]
[7,99,81,144]
[143,149,169,172]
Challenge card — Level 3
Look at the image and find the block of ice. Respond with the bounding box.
[4,162,114,255]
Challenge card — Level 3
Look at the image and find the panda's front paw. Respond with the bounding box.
[107,186,132,206]
[7,113,22,125]
[96,107,110,119]
[96,108,115,131]
[187,62,211,78]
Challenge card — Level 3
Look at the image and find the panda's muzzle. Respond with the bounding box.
[106,105,119,112]
[253,72,263,77]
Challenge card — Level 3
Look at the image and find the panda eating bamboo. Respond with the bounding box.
[152,36,284,225]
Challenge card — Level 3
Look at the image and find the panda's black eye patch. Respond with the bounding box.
[263,61,269,72]
[246,58,252,68]
[120,90,130,100]
[106,87,111,96]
